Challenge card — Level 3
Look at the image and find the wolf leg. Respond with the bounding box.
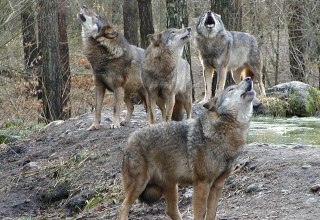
[231,68,243,85]
[184,94,193,119]
[120,153,149,220]
[248,64,266,96]
[193,181,210,219]
[201,66,215,103]
[215,67,228,96]
[111,87,125,128]
[147,92,157,124]
[165,94,176,121]
[157,98,166,121]
[88,82,105,130]
[163,184,182,220]
[205,171,230,220]
[121,93,134,125]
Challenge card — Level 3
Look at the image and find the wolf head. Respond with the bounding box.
[77,6,104,39]
[147,27,191,56]
[95,23,124,58]
[204,77,255,123]
[196,11,225,38]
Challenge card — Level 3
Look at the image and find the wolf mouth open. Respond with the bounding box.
[241,78,254,98]
[79,13,86,22]
[180,28,191,40]
[205,14,215,29]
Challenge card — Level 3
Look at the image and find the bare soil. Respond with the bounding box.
[0,104,319,220]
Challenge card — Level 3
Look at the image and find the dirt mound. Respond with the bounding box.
[0,105,319,219]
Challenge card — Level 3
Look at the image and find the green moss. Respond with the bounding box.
[258,97,289,117]
[306,87,320,115]
[287,90,307,116]
[286,87,320,116]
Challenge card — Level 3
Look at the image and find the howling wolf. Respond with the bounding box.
[142,27,193,123]
[78,6,146,130]
[195,11,266,103]
[120,77,255,220]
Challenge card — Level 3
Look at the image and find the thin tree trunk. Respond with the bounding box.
[21,2,37,75]
[123,0,139,46]
[288,1,306,82]
[166,0,195,101]
[38,0,63,122]
[137,0,154,49]
[210,0,242,96]
[58,0,71,119]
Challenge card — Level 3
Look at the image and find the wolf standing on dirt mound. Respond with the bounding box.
[142,27,193,123]
[195,11,266,103]
[77,6,146,130]
[119,77,255,220]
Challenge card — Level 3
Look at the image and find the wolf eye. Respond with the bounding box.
[228,88,234,92]
[171,30,175,34]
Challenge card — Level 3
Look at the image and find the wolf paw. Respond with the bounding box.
[120,120,131,126]
[110,123,120,129]
[87,123,101,131]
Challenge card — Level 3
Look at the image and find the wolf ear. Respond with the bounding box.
[203,97,218,111]
[147,33,161,45]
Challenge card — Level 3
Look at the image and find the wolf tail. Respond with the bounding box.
[139,184,162,205]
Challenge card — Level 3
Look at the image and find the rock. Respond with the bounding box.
[21,161,39,172]
[40,181,70,204]
[245,183,259,193]
[301,164,312,169]
[254,81,320,117]
[310,184,320,192]
[43,120,65,131]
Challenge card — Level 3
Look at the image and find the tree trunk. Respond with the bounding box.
[112,0,123,25]
[210,0,243,96]
[159,1,166,30]
[123,0,139,46]
[288,1,306,82]
[58,0,71,119]
[166,0,195,101]
[21,3,38,75]
[38,0,69,122]
[137,0,154,49]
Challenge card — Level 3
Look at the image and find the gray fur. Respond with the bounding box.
[119,77,255,220]
[78,7,146,129]
[142,27,193,123]
[195,11,266,103]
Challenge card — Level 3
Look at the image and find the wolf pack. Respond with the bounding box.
[78,6,265,220]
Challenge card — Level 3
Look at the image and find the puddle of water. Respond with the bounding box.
[248,117,320,146]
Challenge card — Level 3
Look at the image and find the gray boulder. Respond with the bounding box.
[254,81,320,117]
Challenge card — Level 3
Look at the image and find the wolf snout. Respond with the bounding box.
[244,77,252,83]
[244,77,253,91]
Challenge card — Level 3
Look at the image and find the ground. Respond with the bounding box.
[0,104,319,220]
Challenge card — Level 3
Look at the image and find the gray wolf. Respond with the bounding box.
[142,27,193,124]
[119,77,255,220]
[195,11,266,103]
[78,6,146,130]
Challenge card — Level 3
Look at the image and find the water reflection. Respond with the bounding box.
[248,117,320,146]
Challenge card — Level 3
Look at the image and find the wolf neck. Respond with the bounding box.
[83,34,124,60]
[145,47,181,76]
[201,111,249,155]
[81,27,98,43]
